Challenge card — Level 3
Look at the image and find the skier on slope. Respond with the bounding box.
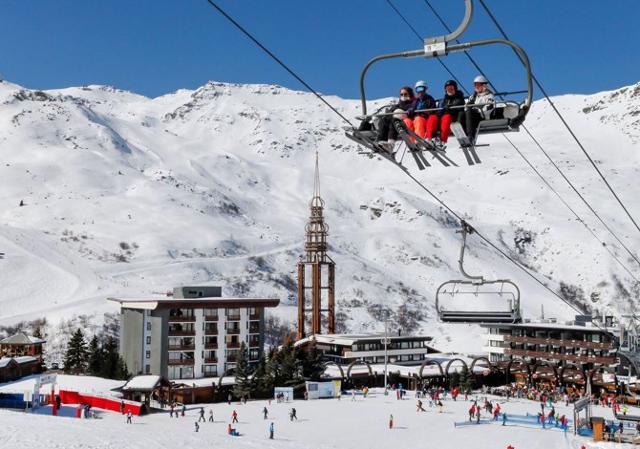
[263,406,269,419]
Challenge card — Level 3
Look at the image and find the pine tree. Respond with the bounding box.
[279,337,301,387]
[100,336,129,379]
[253,354,271,398]
[460,364,474,393]
[233,342,253,398]
[87,335,103,376]
[63,328,88,374]
[449,371,461,389]
[301,340,325,381]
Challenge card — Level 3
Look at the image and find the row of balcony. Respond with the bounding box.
[168,328,245,337]
[504,348,616,365]
[167,340,259,351]
[503,335,613,350]
[168,314,260,323]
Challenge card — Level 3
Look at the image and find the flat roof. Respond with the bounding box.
[480,321,613,333]
[107,296,280,310]
[299,333,433,347]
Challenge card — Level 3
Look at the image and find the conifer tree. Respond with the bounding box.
[63,328,88,374]
[301,340,325,381]
[233,342,253,398]
[100,336,129,380]
[88,335,103,376]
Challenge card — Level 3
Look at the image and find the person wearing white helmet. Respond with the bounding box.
[458,75,495,142]
[406,80,436,140]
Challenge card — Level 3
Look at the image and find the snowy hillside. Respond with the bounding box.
[0,79,639,353]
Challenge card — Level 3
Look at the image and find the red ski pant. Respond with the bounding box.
[423,114,455,142]
[402,117,416,142]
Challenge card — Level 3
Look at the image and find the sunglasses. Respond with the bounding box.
[400,92,411,97]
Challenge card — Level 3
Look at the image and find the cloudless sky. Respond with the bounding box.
[1,1,638,100]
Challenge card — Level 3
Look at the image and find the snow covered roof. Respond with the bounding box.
[13,356,38,365]
[480,321,614,333]
[298,333,433,347]
[0,332,46,345]
[0,357,16,368]
[122,375,164,391]
[107,296,279,310]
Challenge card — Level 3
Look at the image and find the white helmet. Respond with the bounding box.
[414,80,428,90]
[473,75,489,84]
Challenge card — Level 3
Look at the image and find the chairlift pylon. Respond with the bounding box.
[435,220,522,324]
[345,0,533,170]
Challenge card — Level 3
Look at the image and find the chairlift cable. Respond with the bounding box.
[203,0,354,127]
[384,0,468,96]
[203,0,611,333]
[478,0,640,235]
[419,0,640,270]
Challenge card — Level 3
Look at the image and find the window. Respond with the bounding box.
[145,350,151,359]
[203,365,217,376]
[146,336,151,345]
[204,308,218,320]
[146,322,152,331]
[145,364,150,374]
[249,348,259,360]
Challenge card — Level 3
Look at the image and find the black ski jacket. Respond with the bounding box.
[437,90,465,116]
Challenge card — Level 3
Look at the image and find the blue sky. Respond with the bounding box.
[1,1,638,100]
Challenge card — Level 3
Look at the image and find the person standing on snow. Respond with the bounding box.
[126,410,132,424]
[198,407,206,422]
[269,422,274,440]
[195,421,199,432]
[263,406,269,419]
[232,410,239,424]
[389,414,394,429]
[208,409,214,422]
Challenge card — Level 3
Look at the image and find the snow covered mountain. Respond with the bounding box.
[0,79,639,353]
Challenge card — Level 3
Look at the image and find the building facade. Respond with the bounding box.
[109,286,279,380]
[298,334,439,366]
[482,319,618,373]
[0,332,46,362]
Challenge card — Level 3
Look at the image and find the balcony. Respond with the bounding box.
[226,315,241,321]
[226,341,240,349]
[168,315,196,323]
[504,348,617,365]
[204,342,218,349]
[249,313,260,320]
[204,358,218,364]
[226,355,237,363]
[248,336,260,347]
[168,359,195,366]
[204,315,218,321]
[226,328,241,335]
[203,327,218,336]
[248,323,260,334]
[503,335,613,350]
[168,329,195,337]
[168,345,195,351]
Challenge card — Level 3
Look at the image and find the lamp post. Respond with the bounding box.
[381,319,390,395]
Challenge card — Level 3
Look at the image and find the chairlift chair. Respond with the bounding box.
[345,0,533,169]
[435,221,522,324]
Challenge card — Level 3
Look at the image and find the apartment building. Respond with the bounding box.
[108,286,279,380]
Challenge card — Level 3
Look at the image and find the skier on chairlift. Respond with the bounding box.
[375,86,415,152]
[427,80,465,146]
[406,80,436,141]
[458,75,495,143]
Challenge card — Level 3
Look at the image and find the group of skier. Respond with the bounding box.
[374,75,495,151]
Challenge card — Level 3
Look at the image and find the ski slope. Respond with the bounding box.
[0,79,639,352]
[0,387,627,449]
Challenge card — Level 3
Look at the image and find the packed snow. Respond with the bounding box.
[0,386,632,449]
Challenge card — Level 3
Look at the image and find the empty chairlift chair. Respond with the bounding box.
[435,221,521,324]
